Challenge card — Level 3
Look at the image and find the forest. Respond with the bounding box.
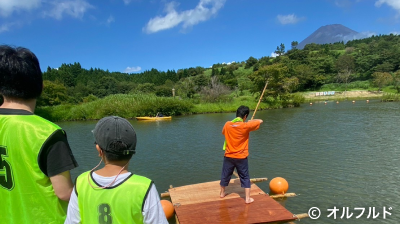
[0,34,399,120]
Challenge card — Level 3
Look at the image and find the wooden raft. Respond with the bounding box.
[167,178,297,224]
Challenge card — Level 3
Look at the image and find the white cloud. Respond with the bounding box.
[0,22,22,34]
[341,31,377,43]
[375,0,400,10]
[374,0,400,24]
[389,31,400,34]
[0,24,10,33]
[106,15,115,26]
[277,14,304,25]
[123,0,132,5]
[335,0,352,8]
[44,0,94,20]
[271,52,278,58]
[124,66,141,73]
[143,0,226,34]
[0,0,41,17]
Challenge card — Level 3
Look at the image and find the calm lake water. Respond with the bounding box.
[58,100,400,224]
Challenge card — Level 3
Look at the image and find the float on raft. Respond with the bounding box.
[135,116,172,121]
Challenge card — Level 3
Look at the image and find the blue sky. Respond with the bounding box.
[0,0,399,74]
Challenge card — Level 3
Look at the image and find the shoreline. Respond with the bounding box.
[36,90,399,122]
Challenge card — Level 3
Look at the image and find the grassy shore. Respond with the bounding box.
[35,89,399,122]
[35,93,280,122]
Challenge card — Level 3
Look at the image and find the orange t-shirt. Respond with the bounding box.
[222,120,261,159]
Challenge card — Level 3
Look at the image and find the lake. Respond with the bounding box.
[58,99,400,224]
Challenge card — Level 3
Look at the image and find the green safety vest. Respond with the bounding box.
[0,114,68,224]
[222,117,243,150]
[76,171,152,224]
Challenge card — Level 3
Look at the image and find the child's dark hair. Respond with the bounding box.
[0,45,43,99]
[236,105,250,119]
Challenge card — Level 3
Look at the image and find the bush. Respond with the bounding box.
[155,85,173,97]
[83,94,98,103]
[35,94,193,121]
[290,93,305,107]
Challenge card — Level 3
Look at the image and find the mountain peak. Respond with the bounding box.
[297,24,359,49]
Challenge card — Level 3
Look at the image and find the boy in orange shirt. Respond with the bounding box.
[220,105,263,204]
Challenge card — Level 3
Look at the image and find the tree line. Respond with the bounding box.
[1,34,398,107]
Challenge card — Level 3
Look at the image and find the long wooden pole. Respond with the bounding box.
[251,79,269,120]
[233,80,269,178]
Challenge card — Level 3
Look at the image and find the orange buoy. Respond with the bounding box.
[160,200,175,219]
[269,177,289,194]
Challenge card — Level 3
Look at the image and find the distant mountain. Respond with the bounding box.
[297,24,359,49]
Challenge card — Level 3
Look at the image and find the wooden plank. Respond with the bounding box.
[161,177,268,198]
[168,178,266,206]
[269,193,297,199]
[174,194,296,224]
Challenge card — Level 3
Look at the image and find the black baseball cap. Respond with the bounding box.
[92,116,136,155]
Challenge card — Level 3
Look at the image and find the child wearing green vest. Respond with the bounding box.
[0,45,78,224]
[64,116,168,224]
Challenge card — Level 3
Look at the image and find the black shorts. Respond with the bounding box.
[220,156,251,188]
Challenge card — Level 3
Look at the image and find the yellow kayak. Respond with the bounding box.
[135,116,172,121]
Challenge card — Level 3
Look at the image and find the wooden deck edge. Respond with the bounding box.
[172,213,308,224]
[160,177,268,198]
[294,213,309,219]
[286,213,310,224]
[162,191,298,199]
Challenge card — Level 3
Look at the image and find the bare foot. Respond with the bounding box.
[245,198,254,204]
[220,186,227,198]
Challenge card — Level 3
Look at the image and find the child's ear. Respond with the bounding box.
[96,144,103,157]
